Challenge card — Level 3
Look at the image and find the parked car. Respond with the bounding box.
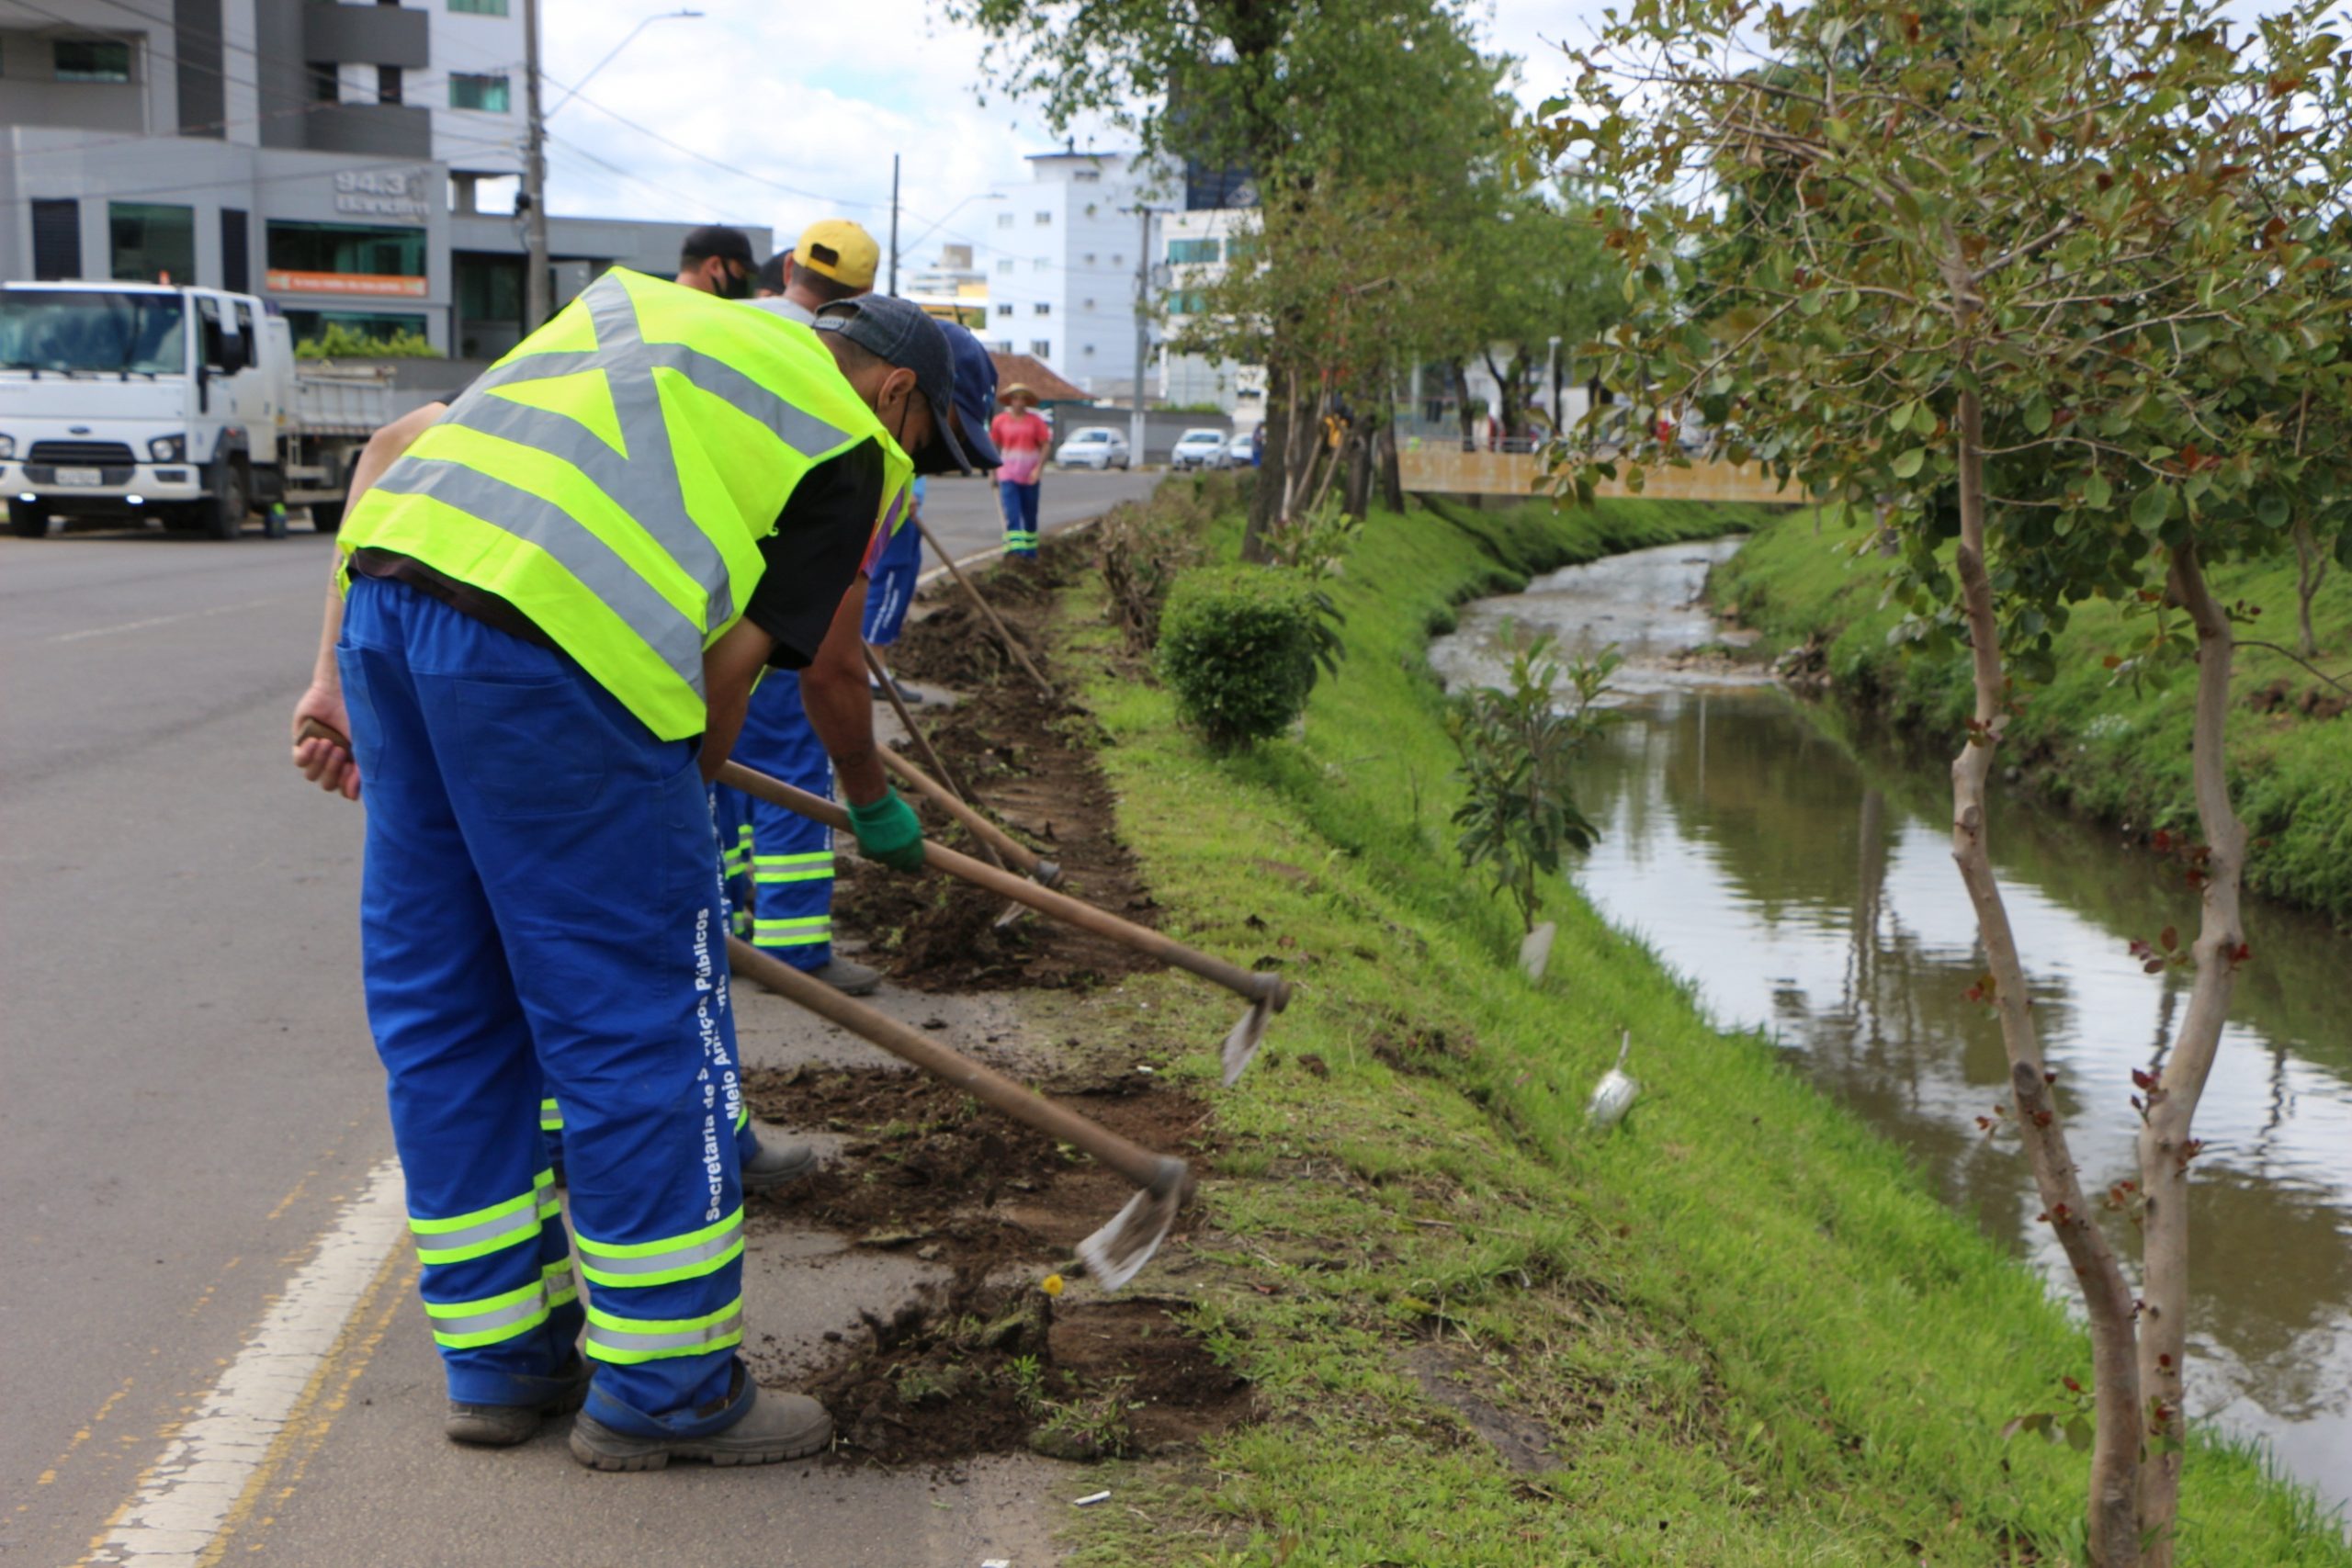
[1054,426,1130,470]
[1226,430,1258,468]
[1170,428,1228,470]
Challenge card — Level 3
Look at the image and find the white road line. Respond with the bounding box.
[83,1159,408,1567]
[47,596,291,645]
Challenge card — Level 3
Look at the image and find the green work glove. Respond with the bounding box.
[847,787,926,871]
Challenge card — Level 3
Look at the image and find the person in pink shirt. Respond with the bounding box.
[988,384,1053,558]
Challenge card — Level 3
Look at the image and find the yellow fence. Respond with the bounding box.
[1396,447,1797,505]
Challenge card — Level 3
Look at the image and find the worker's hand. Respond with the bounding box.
[846,787,924,871]
[291,682,362,801]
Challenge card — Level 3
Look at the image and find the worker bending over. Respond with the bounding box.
[288,268,966,1469]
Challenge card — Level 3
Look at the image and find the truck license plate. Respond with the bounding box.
[55,467,104,486]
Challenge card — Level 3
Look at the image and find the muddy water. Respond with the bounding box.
[1430,537,2352,1519]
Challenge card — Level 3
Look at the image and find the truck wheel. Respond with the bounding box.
[206,463,250,541]
[8,499,49,538]
[309,501,345,534]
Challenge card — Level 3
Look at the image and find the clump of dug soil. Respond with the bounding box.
[838,537,1164,992]
[743,1062,1247,1464]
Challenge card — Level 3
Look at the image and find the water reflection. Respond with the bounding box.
[1431,542,2352,1517]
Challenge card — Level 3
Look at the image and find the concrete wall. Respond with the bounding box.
[0,18,156,134]
[303,2,428,68]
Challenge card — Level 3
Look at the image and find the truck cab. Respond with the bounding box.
[0,281,294,539]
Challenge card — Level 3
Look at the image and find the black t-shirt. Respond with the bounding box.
[351,437,883,671]
[741,436,883,669]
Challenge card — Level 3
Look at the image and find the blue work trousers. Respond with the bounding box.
[998,479,1040,556]
[340,576,749,1438]
[861,520,923,649]
[717,668,836,969]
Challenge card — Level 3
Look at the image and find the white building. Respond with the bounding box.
[1157,206,1263,426]
[973,151,1169,399]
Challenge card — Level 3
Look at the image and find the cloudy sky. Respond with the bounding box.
[505,0,1619,261]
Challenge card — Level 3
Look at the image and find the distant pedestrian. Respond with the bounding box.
[1250,422,1264,467]
[989,383,1051,558]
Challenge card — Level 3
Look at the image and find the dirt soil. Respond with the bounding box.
[839,536,1166,993]
[744,1060,1248,1465]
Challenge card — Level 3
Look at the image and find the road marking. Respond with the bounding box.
[46,596,291,645]
[77,1160,408,1568]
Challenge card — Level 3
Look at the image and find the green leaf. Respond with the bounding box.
[2023,397,2052,435]
[2083,471,2112,510]
[2064,1415,2094,1453]
[1889,401,1917,434]
[2255,492,2290,529]
[1893,448,1927,479]
[2132,484,2173,530]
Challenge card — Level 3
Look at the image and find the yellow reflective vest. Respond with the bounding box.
[340,267,912,740]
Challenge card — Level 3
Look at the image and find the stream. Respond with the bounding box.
[1430,536,2352,1520]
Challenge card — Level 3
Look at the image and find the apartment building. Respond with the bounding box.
[974,150,1168,399]
[0,0,758,356]
[1158,205,1263,423]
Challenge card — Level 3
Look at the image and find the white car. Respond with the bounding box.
[1226,430,1259,468]
[1170,428,1228,471]
[1054,426,1131,470]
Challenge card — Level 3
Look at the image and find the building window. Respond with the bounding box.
[377,64,403,104]
[266,220,427,291]
[1081,253,1095,265]
[1112,253,1123,265]
[1073,169,1100,183]
[994,304,1012,318]
[1034,211,1052,226]
[996,212,1014,229]
[996,259,1012,275]
[991,340,1012,353]
[1030,339,1052,356]
[32,199,84,280]
[449,0,510,12]
[1168,238,1221,265]
[1082,343,1095,355]
[55,37,132,82]
[1034,302,1051,316]
[1032,258,1047,272]
[109,202,196,283]
[220,209,250,293]
[448,73,511,112]
[308,62,337,101]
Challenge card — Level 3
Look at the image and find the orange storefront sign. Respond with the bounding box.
[266,269,427,299]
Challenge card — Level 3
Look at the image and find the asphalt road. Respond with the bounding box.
[0,468,1158,1566]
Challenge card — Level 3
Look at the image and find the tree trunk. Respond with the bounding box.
[2132,540,2248,1568]
[1243,363,1292,563]
[1949,389,2143,1568]
[1376,417,1405,513]
[1448,359,1476,450]
[2291,517,2327,659]
[1340,427,1374,520]
[1483,348,1521,440]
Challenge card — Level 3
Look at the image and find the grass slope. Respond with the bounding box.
[1044,492,2344,1565]
[1713,509,2352,925]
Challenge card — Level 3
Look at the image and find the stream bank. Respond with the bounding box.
[1712,506,2352,925]
[1034,491,2345,1563]
[1432,536,2352,1525]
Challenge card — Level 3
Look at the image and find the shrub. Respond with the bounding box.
[296,323,441,360]
[1095,470,1245,655]
[1157,566,1325,750]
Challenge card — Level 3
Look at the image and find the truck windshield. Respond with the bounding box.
[0,291,188,376]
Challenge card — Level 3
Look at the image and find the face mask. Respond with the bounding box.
[718,263,751,300]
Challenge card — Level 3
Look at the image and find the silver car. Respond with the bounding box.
[1054,426,1131,470]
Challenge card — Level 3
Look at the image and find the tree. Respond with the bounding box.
[1537,2,2352,1562]
[947,0,1506,547]
[1447,187,1624,440]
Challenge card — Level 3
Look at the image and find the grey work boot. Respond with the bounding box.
[739,1133,820,1194]
[569,1384,833,1472]
[445,1357,592,1447]
[803,955,881,998]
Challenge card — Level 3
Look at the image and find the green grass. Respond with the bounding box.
[1029,493,2346,1565]
[1714,508,2352,925]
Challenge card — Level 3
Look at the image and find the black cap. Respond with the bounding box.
[680,224,755,269]
[813,296,974,475]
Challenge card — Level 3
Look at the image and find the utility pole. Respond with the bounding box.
[521,0,549,331]
[1129,204,1153,464]
[887,154,900,296]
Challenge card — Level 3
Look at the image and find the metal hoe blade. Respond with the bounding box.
[991,861,1064,930]
[1220,997,1272,1087]
[1073,1156,1187,1292]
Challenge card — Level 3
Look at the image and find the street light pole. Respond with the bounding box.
[1128,204,1156,463]
[1547,334,1563,434]
[522,0,548,332]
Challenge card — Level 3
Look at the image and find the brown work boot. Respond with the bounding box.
[445,1356,591,1447]
[569,1378,832,1471]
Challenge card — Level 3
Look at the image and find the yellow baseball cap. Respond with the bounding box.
[795,219,879,289]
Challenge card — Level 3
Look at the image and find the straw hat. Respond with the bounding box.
[1001,383,1038,407]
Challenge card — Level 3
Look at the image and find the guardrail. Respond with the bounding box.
[1396,447,1796,504]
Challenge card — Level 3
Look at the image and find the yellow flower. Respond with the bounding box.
[1040,1273,1066,1297]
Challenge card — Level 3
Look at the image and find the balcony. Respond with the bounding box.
[302,4,428,67]
[304,102,432,158]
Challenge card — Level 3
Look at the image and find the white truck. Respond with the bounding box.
[0,280,432,540]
